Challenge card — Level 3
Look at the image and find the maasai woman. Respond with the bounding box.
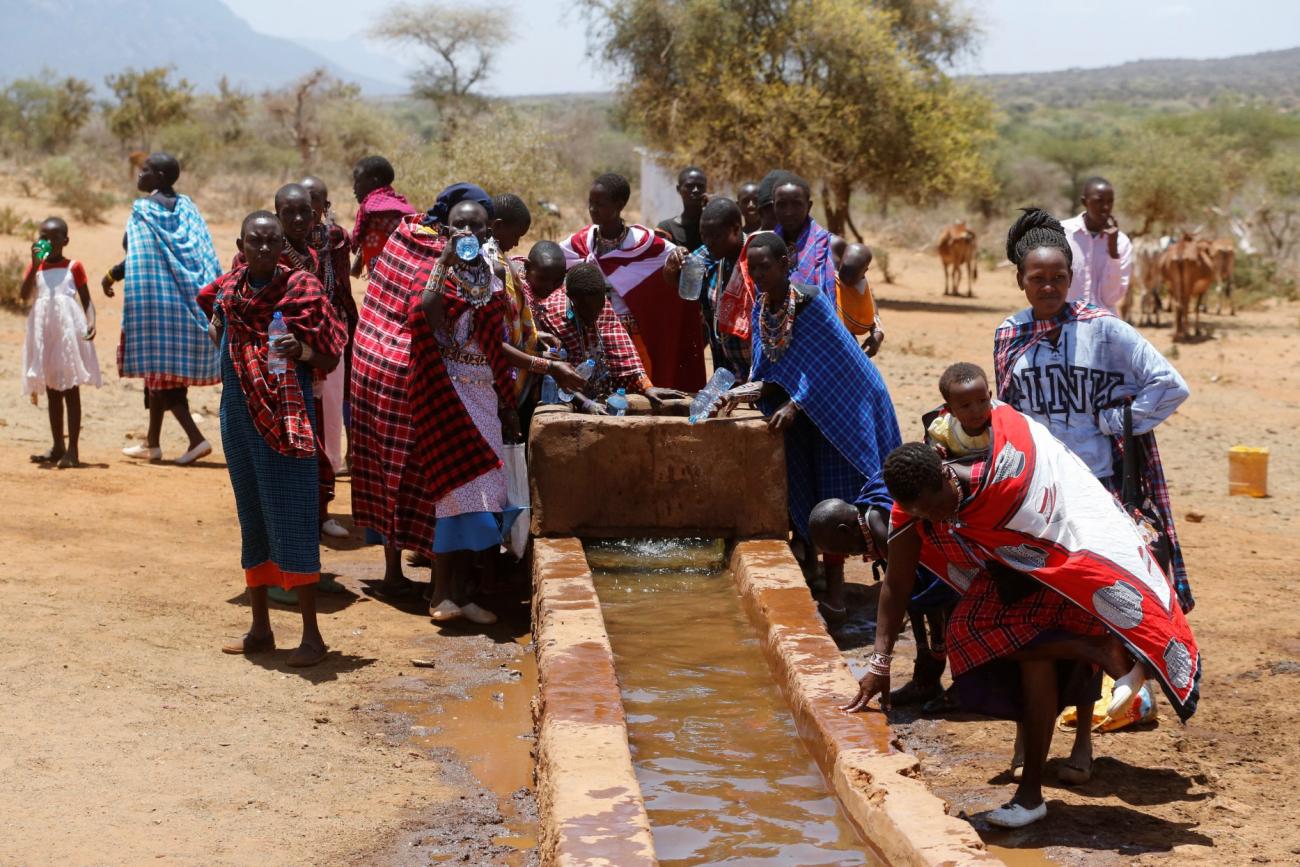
[408,187,521,625]
[350,155,416,277]
[772,173,838,304]
[560,173,706,392]
[739,232,902,626]
[534,263,685,414]
[994,208,1192,782]
[845,421,1200,829]
[211,212,347,667]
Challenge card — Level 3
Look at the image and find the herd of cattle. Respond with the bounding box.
[933,221,1237,342]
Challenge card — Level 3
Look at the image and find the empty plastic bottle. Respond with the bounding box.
[539,375,559,405]
[605,388,629,416]
[678,253,707,301]
[688,367,737,424]
[267,311,289,377]
[557,358,596,402]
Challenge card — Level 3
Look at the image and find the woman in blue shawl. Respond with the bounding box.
[743,232,902,625]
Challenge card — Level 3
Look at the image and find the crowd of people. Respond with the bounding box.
[17,151,1200,827]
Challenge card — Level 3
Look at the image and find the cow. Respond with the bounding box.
[1128,236,1171,327]
[1160,234,1216,341]
[938,221,977,297]
[1209,239,1236,316]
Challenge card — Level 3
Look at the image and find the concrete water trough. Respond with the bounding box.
[527,406,999,866]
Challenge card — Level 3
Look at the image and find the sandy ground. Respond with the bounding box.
[0,188,539,866]
[0,183,1298,864]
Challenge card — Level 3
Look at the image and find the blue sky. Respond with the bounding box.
[220,0,1300,96]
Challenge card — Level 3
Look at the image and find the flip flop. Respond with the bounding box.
[1058,760,1093,785]
[287,643,328,667]
[986,801,1047,829]
[222,632,276,655]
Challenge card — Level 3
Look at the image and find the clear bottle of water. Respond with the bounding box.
[557,358,596,402]
[605,388,629,416]
[678,253,707,301]
[267,311,289,377]
[539,375,559,405]
[688,368,737,424]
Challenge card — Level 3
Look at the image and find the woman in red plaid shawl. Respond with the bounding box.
[846,425,1200,829]
[406,188,523,625]
[209,212,347,668]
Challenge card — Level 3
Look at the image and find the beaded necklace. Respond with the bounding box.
[593,222,628,258]
[573,313,611,395]
[758,286,798,361]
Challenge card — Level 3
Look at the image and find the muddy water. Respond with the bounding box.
[594,567,875,866]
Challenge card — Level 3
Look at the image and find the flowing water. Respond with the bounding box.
[593,562,876,866]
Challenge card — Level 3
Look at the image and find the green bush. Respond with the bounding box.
[1234,251,1298,307]
[0,251,26,309]
[0,204,35,236]
[40,156,115,225]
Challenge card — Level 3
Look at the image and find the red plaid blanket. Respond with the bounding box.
[400,232,514,501]
[211,264,346,456]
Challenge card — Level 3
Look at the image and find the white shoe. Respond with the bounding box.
[321,518,350,538]
[1107,662,1147,717]
[175,440,212,466]
[429,600,462,621]
[460,602,498,625]
[122,444,162,461]
[986,801,1047,828]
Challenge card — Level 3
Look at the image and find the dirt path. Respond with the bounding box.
[0,191,539,866]
[841,243,1300,865]
[1,184,1297,864]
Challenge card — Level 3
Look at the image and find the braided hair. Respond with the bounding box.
[565,261,609,298]
[1005,207,1073,272]
[882,442,944,504]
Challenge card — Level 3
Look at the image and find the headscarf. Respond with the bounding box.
[423,182,495,226]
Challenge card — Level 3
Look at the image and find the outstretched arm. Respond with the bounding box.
[842,524,921,712]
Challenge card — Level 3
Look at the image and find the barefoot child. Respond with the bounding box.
[21,217,102,468]
[210,211,347,667]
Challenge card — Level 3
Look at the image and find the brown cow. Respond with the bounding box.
[1160,234,1215,341]
[1210,239,1236,316]
[127,150,149,179]
[938,221,977,297]
[1127,236,1168,326]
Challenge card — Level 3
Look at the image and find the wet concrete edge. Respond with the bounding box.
[730,539,1003,867]
[531,537,658,867]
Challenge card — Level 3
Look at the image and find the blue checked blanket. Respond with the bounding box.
[120,195,221,381]
[753,284,902,539]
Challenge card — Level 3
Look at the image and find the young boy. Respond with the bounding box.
[927,362,993,458]
[20,217,102,468]
[349,155,415,278]
[211,211,348,667]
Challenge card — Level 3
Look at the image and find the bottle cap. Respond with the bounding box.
[272,311,283,320]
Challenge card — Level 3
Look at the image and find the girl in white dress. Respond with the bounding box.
[20,217,102,468]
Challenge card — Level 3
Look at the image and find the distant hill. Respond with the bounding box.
[970,46,1300,108]
[0,0,403,93]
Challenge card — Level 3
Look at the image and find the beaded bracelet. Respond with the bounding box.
[866,651,893,677]
[528,355,550,374]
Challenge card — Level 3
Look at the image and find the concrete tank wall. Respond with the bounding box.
[528,409,788,539]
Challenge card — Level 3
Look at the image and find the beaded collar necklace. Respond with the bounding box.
[758,285,798,361]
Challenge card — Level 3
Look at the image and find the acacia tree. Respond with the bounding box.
[0,73,93,153]
[371,2,511,139]
[265,69,361,167]
[106,67,194,152]
[581,0,994,238]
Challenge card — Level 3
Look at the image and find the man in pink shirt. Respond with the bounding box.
[1061,176,1132,313]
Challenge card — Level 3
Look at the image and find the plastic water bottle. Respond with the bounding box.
[606,388,629,416]
[539,375,559,405]
[33,239,51,261]
[557,358,596,402]
[267,311,289,377]
[455,234,481,261]
[678,253,707,301]
[688,368,737,424]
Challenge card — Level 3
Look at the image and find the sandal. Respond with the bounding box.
[287,643,328,667]
[986,801,1047,829]
[369,576,421,600]
[1058,759,1093,785]
[222,632,276,655]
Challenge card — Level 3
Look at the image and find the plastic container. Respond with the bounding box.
[1228,445,1268,497]
[678,253,707,301]
[267,311,289,377]
[606,388,628,416]
[33,239,51,261]
[557,358,596,402]
[455,234,481,261]
[688,367,737,424]
[539,375,559,405]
